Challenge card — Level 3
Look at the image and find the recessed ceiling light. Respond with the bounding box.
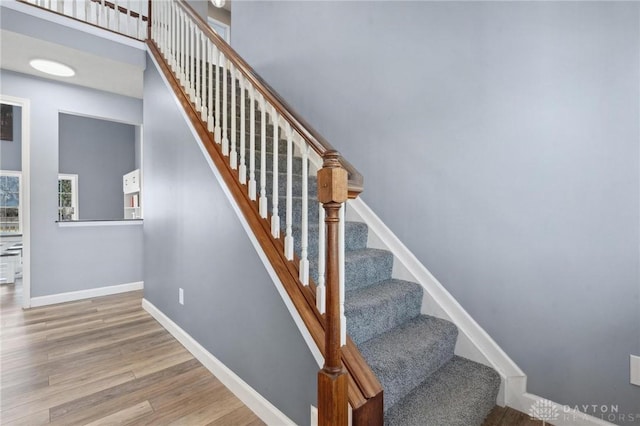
[29,59,75,77]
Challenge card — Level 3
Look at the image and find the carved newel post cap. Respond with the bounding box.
[317,152,348,204]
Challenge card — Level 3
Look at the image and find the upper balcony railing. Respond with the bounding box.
[18,0,148,40]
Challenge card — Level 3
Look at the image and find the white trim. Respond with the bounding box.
[57,219,143,227]
[346,197,526,407]
[1,0,146,49]
[514,393,616,426]
[57,173,79,220]
[207,16,230,44]
[147,48,324,367]
[30,281,143,307]
[1,95,31,309]
[0,170,23,233]
[142,298,296,426]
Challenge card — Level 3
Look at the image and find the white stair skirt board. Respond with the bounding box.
[346,197,526,407]
[142,299,296,426]
[515,393,616,426]
[147,48,324,369]
[30,281,144,307]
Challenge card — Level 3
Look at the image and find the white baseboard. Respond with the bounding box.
[142,298,296,426]
[346,198,526,406]
[30,281,143,307]
[514,393,616,426]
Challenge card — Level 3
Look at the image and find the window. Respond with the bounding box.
[0,171,21,233]
[58,174,78,221]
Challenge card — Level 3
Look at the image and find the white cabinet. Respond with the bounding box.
[123,169,141,219]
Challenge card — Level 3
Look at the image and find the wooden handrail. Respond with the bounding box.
[173,0,363,198]
[17,0,148,40]
[147,1,380,423]
[88,0,148,20]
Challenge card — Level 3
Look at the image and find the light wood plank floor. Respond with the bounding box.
[483,405,550,426]
[0,282,265,425]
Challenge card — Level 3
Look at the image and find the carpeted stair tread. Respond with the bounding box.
[384,356,501,426]
[345,279,423,346]
[292,221,368,259]
[359,314,458,411]
[310,248,393,291]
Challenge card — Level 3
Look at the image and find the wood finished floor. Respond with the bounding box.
[483,405,550,426]
[0,282,265,425]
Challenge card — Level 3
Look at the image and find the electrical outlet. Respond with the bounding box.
[631,355,640,386]
[179,288,184,305]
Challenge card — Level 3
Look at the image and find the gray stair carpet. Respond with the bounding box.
[218,93,501,425]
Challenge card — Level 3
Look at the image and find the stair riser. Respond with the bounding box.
[309,249,393,292]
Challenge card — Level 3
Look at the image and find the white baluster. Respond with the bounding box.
[316,200,326,313]
[114,0,119,32]
[84,0,90,24]
[71,0,77,18]
[222,56,229,156]
[125,0,131,38]
[259,95,268,218]
[189,20,196,102]
[248,86,257,200]
[299,144,310,285]
[339,202,346,346]
[239,77,247,184]
[271,110,280,238]
[230,65,238,169]
[284,124,294,260]
[136,3,141,39]
[181,10,186,84]
[207,40,214,132]
[57,0,64,14]
[195,28,201,112]
[214,46,221,143]
[105,0,110,30]
[201,33,207,121]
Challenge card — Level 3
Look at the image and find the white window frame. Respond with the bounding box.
[0,170,22,233]
[58,173,79,221]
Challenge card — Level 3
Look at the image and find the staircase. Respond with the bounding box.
[146,0,502,424]
[253,121,501,425]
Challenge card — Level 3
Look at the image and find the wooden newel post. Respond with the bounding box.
[317,151,348,426]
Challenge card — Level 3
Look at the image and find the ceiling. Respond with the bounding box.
[0,30,144,99]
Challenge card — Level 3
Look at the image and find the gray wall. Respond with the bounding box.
[0,70,143,297]
[232,1,640,422]
[59,113,136,220]
[1,105,22,171]
[143,57,317,425]
[185,0,209,22]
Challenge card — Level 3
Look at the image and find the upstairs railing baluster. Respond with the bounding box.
[214,46,221,143]
[271,110,280,238]
[299,144,309,285]
[284,124,294,260]
[259,96,268,218]
[230,65,238,169]
[207,40,214,133]
[248,86,257,200]
[239,77,247,184]
[222,55,229,156]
